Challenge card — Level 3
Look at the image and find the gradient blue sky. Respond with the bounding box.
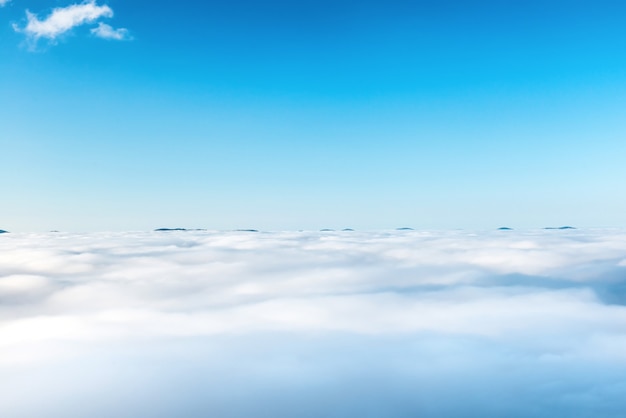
[2,0,626,231]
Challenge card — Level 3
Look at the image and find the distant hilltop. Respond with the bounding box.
[154,228,206,232]
[497,226,577,231]
[154,228,261,232]
[0,229,8,234]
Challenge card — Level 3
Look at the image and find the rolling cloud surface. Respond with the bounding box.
[1,229,626,417]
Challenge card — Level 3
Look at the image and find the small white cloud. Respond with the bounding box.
[14,0,113,40]
[0,0,11,8]
[90,22,130,40]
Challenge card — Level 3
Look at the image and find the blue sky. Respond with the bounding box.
[2,0,626,231]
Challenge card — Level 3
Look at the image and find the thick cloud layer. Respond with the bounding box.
[1,229,626,417]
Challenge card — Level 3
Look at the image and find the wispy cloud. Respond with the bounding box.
[15,1,112,40]
[1,229,626,416]
[12,0,129,44]
[0,0,11,8]
[90,22,130,40]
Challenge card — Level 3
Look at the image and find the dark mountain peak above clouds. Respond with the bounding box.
[544,226,577,230]
[396,227,414,231]
[0,229,8,234]
[235,229,259,232]
[498,227,513,230]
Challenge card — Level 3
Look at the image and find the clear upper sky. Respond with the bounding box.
[2,0,626,232]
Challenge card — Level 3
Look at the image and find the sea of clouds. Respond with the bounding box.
[2,228,626,417]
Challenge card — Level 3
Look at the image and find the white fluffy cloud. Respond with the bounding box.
[0,0,10,8]
[1,229,626,416]
[90,22,130,40]
[13,0,129,43]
